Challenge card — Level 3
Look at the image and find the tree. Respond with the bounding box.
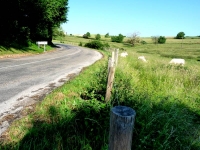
[126,32,140,46]
[111,34,124,43]
[86,32,91,38]
[83,32,91,39]
[0,0,22,45]
[176,32,185,39]
[105,33,110,38]
[0,0,69,46]
[158,36,166,44]
[53,27,65,39]
[95,34,101,40]
[52,26,65,43]
[32,0,69,45]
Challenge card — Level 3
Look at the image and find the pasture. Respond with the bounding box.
[1,35,200,149]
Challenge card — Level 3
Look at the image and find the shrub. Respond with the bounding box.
[95,34,101,40]
[84,40,110,50]
[83,34,88,38]
[83,32,91,39]
[111,34,124,43]
[83,34,89,39]
[103,42,110,49]
[79,42,83,46]
[158,36,166,44]
[141,40,147,44]
[126,32,140,46]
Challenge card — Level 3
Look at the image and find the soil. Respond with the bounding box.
[0,53,34,59]
[0,73,78,141]
[0,49,57,59]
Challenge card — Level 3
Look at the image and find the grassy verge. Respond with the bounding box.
[0,36,200,149]
[0,43,54,58]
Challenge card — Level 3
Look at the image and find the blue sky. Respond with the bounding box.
[62,0,200,37]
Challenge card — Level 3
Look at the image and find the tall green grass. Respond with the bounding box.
[114,54,200,149]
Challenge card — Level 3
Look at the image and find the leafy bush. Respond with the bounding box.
[83,32,91,39]
[158,36,166,44]
[111,34,124,43]
[84,40,110,50]
[126,32,140,46]
[79,42,83,46]
[83,34,89,39]
[141,40,147,44]
[95,34,101,40]
[103,42,110,50]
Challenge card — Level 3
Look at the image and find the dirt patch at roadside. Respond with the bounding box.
[0,70,77,141]
[0,48,57,59]
[0,53,34,59]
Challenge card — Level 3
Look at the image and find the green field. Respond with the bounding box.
[1,36,200,149]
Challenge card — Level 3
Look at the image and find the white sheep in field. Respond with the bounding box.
[169,58,185,66]
[138,56,147,62]
[120,52,128,57]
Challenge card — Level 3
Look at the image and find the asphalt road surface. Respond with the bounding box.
[0,44,102,135]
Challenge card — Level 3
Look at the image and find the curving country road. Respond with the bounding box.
[0,44,102,135]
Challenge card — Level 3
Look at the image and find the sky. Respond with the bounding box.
[61,0,200,37]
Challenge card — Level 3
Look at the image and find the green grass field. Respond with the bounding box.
[1,36,200,149]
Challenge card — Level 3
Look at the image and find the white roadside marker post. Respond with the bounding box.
[36,41,48,52]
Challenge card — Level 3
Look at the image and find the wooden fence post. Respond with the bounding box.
[107,57,112,73]
[114,49,119,66]
[105,66,115,102]
[105,51,116,102]
[109,106,136,150]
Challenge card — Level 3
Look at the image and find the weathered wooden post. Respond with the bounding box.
[105,51,116,102]
[114,49,119,66]
[107,57,112,73]
[109,106,136,150]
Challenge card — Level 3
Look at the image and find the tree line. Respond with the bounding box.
[0,0,68,47]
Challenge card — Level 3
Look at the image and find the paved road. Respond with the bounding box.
[0,44,102,133]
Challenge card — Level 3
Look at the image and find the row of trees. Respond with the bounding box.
[0,0,69,46]
[83,32,110,39]
[83,32,125,43]
[81,31,187,47]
